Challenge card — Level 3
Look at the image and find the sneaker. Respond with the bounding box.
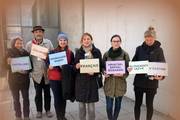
[46,111,53,118]
[36,112,42,118]
[15,117,22,120]
[24,117,30,120]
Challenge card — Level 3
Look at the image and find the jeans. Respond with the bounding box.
[11,87,30,118]
[106,96,123,120]
[79,102,95,120]
[34,77,51,112]
[50,80,66,119]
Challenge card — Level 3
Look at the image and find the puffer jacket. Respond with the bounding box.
[132,40,166,89]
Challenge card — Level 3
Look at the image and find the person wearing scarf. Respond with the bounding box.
[130,26,166,120]
[74,33,102,120]
[7,36,31,120]
[47,32,74,120]
[25,26,54,118]
[102,35,130,120]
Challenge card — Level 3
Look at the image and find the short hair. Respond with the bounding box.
[110,34,122,42]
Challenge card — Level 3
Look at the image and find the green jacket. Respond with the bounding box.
[102,49,130,97]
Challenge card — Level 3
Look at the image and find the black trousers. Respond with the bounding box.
[50,80,66,119]
[11,86,30,118]
[134,87,156,120]
[34,77,51,112]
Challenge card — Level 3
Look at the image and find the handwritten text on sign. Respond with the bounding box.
[11,56,32,73]
[148,62,168,76]
[80,59,100,73]
[129,61,149,74]
[30,44,49,59]
[49,51,67,67]
[106,61,125,74]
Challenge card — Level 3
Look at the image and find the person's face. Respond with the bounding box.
[82,35,92,48]
[111,37,121,49]
[33,30,44,41]
[58,38,68,49]
[145,36,155,46]
[14,39,23,49]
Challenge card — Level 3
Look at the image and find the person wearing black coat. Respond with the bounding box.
[130,27,166,120]
[7,37,31,120]
[75,33,102,120]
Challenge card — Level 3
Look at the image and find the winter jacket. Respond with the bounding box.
[102,48,130,97]
[7,48,31,90]
[74,45,102,103]
[47,46,75,101]
[47,46,74,81]
[132,40,166,89]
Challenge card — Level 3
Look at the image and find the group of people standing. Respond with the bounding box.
[6,25,166,120]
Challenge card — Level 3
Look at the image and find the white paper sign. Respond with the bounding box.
[148,62,168,76]
[129,61,149,74]
[49,51,68,67]
[30,44,49,59]
[11,56,32,73]
[80,59,100,73]
[106,61,125,74]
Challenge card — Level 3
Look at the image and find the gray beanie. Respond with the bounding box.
[144,26,156,38]
[57,32,68,41]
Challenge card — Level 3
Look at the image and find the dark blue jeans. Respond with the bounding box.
[50,80,66,119]
[106,96,123,120]
[11,87,30,118]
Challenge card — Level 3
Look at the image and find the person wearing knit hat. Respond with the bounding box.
[128,26,166,120]
[47,32,75,120]
[144,26,156,38]
[57,32,68,41]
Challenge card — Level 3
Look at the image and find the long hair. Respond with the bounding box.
[80,32,93,44]
[10,36,23,49]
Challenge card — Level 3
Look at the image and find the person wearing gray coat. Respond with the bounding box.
[26,26,54,118]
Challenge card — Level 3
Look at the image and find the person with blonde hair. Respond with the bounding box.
[74,33,102,120]
[129,26,166,120]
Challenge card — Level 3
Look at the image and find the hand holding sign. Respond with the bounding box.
[154,75,164,80]
[114,73,124,77]
[76,63,81,69]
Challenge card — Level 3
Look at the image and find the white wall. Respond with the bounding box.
[84,0,180,119]
[60,0,180,119]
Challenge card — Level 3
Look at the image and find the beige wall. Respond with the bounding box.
[60,0,180,119]
[59,0,83,51]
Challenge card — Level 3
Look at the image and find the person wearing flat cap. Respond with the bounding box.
[26,26,54,118]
